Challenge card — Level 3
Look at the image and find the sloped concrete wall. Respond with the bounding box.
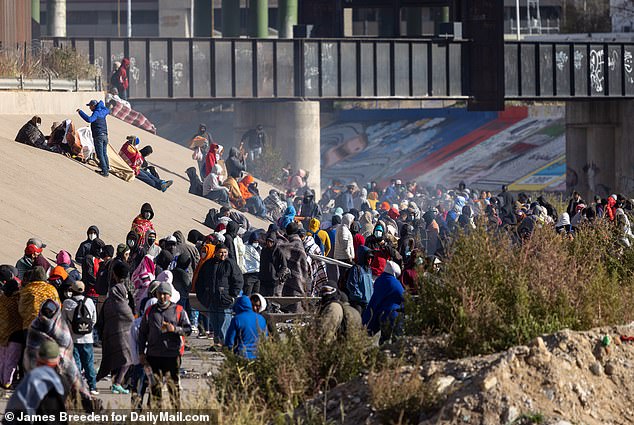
[0,91,101,115]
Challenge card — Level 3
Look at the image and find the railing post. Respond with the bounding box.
[167,39,174,98]
[19,74,24,90]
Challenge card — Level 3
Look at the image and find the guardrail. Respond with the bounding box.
[0,75,101,92]
[41,36,468,101]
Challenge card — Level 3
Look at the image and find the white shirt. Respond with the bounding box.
[202,172,229,197]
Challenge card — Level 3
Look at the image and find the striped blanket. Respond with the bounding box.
[108,100,157,134]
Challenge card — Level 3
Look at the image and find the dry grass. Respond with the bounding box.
[0,44,99,79]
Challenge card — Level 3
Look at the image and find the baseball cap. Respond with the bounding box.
[71,281,85,293]
[27,237,46,249]
[25,244,43,255]
[166,235,177,244]
[37,340,60,365]
[86,99,99,107]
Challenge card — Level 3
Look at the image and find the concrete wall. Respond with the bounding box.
[0,91,101,115]
[235,101,321,195]
[566,100,634,199]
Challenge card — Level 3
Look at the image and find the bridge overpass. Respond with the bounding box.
[45,37,634,102]
[42,36,634,198]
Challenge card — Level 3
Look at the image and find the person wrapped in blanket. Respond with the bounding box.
[119,135,173,192]
[47,120,84,159]
[15,116,48,150]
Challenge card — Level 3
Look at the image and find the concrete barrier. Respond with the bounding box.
[0,91,102,115]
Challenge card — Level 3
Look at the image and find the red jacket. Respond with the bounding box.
[606,197,617,221]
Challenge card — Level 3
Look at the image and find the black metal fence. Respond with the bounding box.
[504,41,634,99]
[41,37,468,101]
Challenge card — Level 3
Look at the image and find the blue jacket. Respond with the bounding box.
[362,271,404,334]
[79,101,109,136]
[346,246,374,305]
[225,296,268,359]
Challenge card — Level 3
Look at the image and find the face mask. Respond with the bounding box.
[147,238,156,246]
[127,239,136,248]
[36,122,41,128]
[158,299,170,308]
[88,233,97,241]
[143,212,152,220]
[374,230,383,238]
[252,242,260,248]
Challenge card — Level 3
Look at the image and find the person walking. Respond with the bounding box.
[138,282,191,408]
[78,99,110,177]
[62,281,99,395]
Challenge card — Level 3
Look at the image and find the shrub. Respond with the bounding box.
[405,221,634,357]
[215,322,380,420]
[248,146,287,186]
[0,45,98,79]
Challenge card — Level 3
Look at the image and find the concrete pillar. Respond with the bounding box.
[221,0,240,37]
[586,126,615,197]
[615,100,634,195]
[234,101,321,196]
[248,0,269,38]
[278,0,297,39]
[194,0,213,37]
[565,126,588,197]
[49,0,66,37]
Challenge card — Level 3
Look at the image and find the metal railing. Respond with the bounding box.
[42,37,468,101]
[505,40,634,99]
[0,75,101,92]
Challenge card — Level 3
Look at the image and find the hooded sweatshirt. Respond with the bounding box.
[76,225,100,264]
[334,213,355,262]
[226,147,246,178]
[308,218,331,256]
[224,296,268,359]
[346,246,374,306]
[362,261,404,335]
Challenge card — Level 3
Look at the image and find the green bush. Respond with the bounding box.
[248,146,287,186]
[405,222,634,357]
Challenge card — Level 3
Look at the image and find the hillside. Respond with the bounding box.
[0,113,268,264]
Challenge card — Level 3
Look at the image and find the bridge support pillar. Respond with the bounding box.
[235,101,321,196]
[565,100,634,200]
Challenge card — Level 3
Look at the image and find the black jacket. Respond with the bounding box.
[258,235,289,293]
[196,257,244,309]
[75,225,100,264]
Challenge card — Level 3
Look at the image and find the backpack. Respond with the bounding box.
[72,298,94,335]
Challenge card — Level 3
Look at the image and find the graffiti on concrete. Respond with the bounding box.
[556,51,569,71]
[590,49,604,93]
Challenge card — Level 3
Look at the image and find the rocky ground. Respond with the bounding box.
[309,324,634,425]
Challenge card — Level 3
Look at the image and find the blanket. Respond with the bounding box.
[108,100,157,134]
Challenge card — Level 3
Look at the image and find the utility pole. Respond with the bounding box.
[278,0,297,38]
[248,0,269,38]
[516,0,521,39]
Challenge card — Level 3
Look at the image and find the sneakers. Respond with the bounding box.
[90,390,100,396]
[111,384,129,394]
[160,180,174,192]
[197,331,208,339]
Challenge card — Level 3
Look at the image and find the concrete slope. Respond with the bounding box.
[0,114,268,264]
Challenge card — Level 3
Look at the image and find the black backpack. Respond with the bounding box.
[72,298,94,335]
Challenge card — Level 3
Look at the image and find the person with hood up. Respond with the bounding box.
[264,189,288,222]
[346,246,374,313]
[365,221,401,279]
[4,340,68,418]
[243,232,262,296]
[334,213,355,270]
[258,232,289,297]
[350,221,366,262]
[354,188,371,212]
[224,295,268,359]
[224,221,246,274]
[131,203,156,245]
[196,245,244,344]
[225,146,246,179]
[336,185,356,212]
[497,185,517,226]
[55,250,81,282]
[15,244,44,281]
[278,205,297,230]
[96,282,134,394]
[0,268,22,389]
[278,223,312,312]
[606,194,618,221]
[286,169,307,193]
[25,300,90,400]
[19,267,61,331]
[173,230,200,276]
[318,286,362,343]
[222,170,246,210]
[203,163,231,206]
[457,205,476,232]
[132,255,157,313]
[191,123,214,177]
[299,188,322,229]
[115,58,130,100]
[308,218,331,256]
[15,116,47,149]
[78,99,110,177]
[359,211,375,238]
[81,238,106,302]
[75,226,100,266]
[171,254,192,309]
[362,261,404,343]
[537,195,558,222]
[138,281,191,408]
[299,227,328,296]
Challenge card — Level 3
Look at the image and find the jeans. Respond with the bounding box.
[73,343,97,391]
[93,133,110,175]
[249,147,262,161]
[246,196,267,217]
[208,307,233,343]
[130,363,148,411]
[137,168,162,190]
